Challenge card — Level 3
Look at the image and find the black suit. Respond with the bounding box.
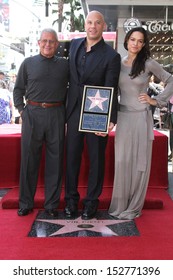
[65,37,121,206]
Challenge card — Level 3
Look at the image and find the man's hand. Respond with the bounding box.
[95,122,114,137]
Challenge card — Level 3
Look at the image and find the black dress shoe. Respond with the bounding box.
[64,201,78,218]
[45,209,59,217]
[168,153,173,161]
[168,152,172,158]
[17,208,33,216]
[81,203,98,220]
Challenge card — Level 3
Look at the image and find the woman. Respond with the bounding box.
[0,79,13,124]
[108,27,173,220]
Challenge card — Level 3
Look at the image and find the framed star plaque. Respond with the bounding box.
[79,85,114,133]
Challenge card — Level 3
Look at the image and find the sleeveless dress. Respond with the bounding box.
[108,58,173,220]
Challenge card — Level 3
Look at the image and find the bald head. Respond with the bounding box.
[85,10,105,23]
[85,10,107,45]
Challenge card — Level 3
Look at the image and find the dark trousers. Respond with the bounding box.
[19,104,65,209]
[65,107,108,206]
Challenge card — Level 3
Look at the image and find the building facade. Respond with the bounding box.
[81,0,173,73]
[1,1,173,74]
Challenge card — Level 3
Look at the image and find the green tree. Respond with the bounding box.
[52,0,84,32]
[52,0,65,32]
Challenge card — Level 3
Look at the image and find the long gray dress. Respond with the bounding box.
[108,58,173,220]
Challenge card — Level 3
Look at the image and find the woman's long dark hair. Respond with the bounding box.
[124,27,151,78]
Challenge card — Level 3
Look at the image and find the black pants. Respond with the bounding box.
[65,107,108,206]
[19,104,65,209]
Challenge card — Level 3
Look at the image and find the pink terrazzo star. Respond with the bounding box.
[36,216,129,237]
[87,90,108,110]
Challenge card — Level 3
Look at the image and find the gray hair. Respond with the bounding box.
[40,28,58,41]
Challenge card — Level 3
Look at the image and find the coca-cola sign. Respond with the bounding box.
[146,20,173,33]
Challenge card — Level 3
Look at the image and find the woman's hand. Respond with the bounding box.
[138,93,157,106]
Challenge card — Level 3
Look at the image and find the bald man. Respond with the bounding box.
[64,11,121,219]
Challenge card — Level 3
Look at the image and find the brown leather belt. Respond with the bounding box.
[27,100,63,108]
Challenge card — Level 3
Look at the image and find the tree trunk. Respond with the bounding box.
[58,0,64,32]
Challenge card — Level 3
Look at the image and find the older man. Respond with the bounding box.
[14,28,69,217]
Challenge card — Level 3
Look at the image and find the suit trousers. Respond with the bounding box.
[19,104,65,209]
[65,107,108,205]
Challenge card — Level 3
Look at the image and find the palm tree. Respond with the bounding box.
[52,0,65,32]
[52,0,84,32]
[64,0,84,32]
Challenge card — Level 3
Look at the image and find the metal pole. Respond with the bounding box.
[45,0,49,17]
[131,6,134,18]
[165,6,168,24]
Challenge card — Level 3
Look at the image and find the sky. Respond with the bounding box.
[9,0,45,37]
[0,0,46,71]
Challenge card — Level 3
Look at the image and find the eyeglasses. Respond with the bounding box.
[39,39,57,45]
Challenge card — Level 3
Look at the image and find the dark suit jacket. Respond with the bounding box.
[66,37,121,124]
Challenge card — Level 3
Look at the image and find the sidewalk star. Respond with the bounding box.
[36,216,130,237]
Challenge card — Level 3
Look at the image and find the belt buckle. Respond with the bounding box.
[42,102,46,108]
